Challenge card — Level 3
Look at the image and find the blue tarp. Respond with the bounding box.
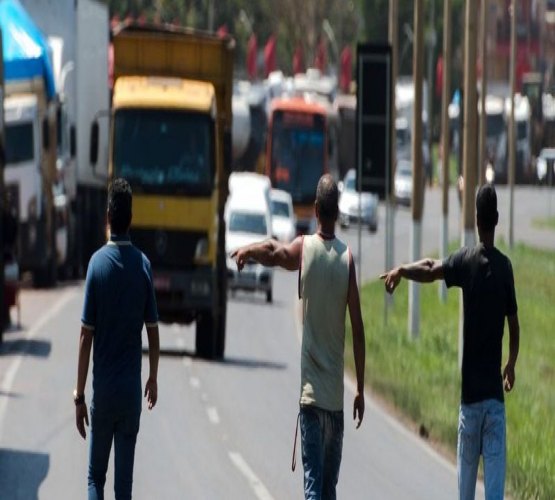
[0,0,55,99]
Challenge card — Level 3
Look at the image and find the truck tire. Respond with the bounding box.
[195,313,215,359]
[32,254,57,288]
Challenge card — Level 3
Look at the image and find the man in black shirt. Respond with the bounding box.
[380,184,520,500]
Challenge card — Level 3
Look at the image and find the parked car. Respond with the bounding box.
[270,189,296,242]
[394,159,413,206]
[338,169,378,232]
[225,185,274,303]
[535,148,555,185]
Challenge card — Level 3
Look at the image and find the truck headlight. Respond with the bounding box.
[195,238,209,260]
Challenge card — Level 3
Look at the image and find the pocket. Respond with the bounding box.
[483,403,505,458]
[459,407,480,465]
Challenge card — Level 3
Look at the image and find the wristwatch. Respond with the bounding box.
[73,389,85,406]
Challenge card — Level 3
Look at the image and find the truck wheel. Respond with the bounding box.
[266,289,273,303]
[195,313,215,359]
[32,256,57,288]
[214,300,226,360]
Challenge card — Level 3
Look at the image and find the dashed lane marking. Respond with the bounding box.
[228,451,274,500]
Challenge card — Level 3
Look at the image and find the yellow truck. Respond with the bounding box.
[91,23,234,359]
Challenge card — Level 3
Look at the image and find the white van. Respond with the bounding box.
[226,173,274,302]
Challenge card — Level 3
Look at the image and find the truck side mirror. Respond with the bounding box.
[42,118,50,150]
[223,129,232,174]
[70,124,76,158]
[90,121,99,167]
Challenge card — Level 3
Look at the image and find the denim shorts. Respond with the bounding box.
[300,405,344,500]
[457,399,506,500]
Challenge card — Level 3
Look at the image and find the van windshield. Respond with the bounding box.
[5,122,34,164]
[113,109,214,196]
[229,211,267,235]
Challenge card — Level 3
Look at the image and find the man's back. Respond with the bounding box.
[443,244,518,403]
[299,234,350,411]
[82,236,158,415]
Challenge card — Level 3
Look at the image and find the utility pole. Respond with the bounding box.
[478,0,488,185]
[460,0,478,367]
[439,0,452,303]
[409,0,424,339]
[0,29,5,336]
[386,0,398,319]
[508,0,517,248]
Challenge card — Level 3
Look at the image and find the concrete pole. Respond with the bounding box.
[386,0,398,318]
[439,0,452,303]
[460,0,478,367]
[508,0,517,248]
[0,29,5,331]
[478,0,488,186]
[409,0,425,339]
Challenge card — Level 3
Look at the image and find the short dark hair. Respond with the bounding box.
[316,174,339,221]
[476,183,498,231]
[108,178,132,234]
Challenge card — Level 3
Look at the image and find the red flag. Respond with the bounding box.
[339,46,352,92]
[264,35,277,77]
[247,34,258,80]
[217,25,228,38]
[293,44,305,75]
[314,37,327,72]
[435,54,443,98]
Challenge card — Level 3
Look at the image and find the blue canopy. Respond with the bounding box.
[0,0,55,99]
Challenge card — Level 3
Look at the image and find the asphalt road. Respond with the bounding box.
[2,184,551,499]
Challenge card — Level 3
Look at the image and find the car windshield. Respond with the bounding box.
[271,199,290,218]
[5,122,34,164]
[344,175,356,191]
[113,109,214,196]
[397,164,412,176]
[270,111,325,204]
[229,211,267,235]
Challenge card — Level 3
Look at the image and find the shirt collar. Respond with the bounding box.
[108,233,132,246]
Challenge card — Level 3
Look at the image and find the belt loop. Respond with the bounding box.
[291,412,301,472]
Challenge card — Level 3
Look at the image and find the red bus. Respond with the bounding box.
[265,97,330,233]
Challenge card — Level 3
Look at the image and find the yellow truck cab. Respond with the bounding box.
[92,23,233,359]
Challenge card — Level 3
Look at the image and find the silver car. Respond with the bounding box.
[338,169,378,232]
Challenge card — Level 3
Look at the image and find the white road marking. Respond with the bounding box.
[0,288,78,439]
[228,451,274,500]
[183,357,192,368]
[206,406,220,425]
[190,376,200,389]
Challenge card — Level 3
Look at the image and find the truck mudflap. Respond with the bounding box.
[153,266,216,323]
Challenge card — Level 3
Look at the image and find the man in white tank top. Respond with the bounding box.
[231,174,366,499]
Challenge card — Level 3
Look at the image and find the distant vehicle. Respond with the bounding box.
[338,169,378,232]
[394,159,413,207]
[270,189,296,243]
[536,148,555,185]
[266,97,335,234]
[225,190,274,303]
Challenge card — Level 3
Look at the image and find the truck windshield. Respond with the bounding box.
[113,109,214,195]
[5,123,34,164]
[270,111,325,204]
[229,211,267,235]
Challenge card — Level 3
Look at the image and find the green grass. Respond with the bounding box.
[345,242,555,500]
[532,217,555,231]
[431,143,459,186]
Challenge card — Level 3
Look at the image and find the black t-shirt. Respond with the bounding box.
[443,244,518,404]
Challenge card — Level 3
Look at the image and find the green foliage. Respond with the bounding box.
[346,242,555,499]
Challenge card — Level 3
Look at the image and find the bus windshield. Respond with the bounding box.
[270,111,325,204]
[113,109,214,196]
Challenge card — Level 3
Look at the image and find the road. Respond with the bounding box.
[1,185,552,499]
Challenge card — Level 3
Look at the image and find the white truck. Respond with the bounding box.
[19,0,109,275]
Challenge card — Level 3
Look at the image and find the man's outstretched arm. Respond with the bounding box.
[380,258,444,294]
[503,314,520,392]
[231,236,303,272]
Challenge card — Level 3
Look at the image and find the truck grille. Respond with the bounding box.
[131,228,206,270]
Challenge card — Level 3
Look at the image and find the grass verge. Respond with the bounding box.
[345,242,555,499]
[532,217,555,231]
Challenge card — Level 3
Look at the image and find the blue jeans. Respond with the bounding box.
[457,399,506,500]
[300,406,344,500]
[88,408,141,500]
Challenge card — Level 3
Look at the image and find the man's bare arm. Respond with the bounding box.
[231,236,303,271]
[380,258,444,294]
[144,325,159,409]
[503,314,520,392]
[75,327,93,439]
[347,253,365,428]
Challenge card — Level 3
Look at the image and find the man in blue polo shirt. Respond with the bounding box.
[74,178,160,500]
